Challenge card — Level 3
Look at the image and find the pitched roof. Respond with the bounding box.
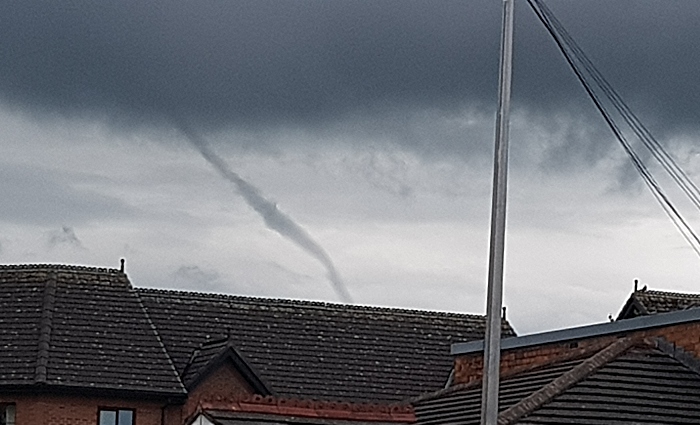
[0,262,514,403]
[617,288,700,320]
[138,288,514,403]
[414,337,700,425]
[182,336,272,394]
[0,264,185,398]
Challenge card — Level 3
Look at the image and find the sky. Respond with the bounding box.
[1,0,700,335]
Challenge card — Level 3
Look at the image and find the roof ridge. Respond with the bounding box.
[642,289,700,298]
[0,263,122,274]
[34,270,57,384]
[497,336,640,425]
[136,287,485,319]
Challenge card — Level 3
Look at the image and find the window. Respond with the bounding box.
[0,405,15,425]
[98,408,134,425]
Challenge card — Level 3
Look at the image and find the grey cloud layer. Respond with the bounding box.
[2,0,697,145]
[0,163,135,225]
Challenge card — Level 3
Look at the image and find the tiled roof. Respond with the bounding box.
[617,289,700,320]
[516,348,700,424]
[195,395,414,424]
[0,266,44,386]
[0,262,513,403]
[182,337,233,388]
[414,337,700,425]
[0,264,186,397]
[182,336,272,394]
[138,288,514,403]
[199,408,412,425]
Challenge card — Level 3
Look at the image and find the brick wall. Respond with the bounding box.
[652,320,700,354]
[454,320,700,385]
[0,362,259,425]
[0,394,178,425]
[181,361,255,421]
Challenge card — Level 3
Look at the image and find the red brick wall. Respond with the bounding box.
[182,361,255,421]
[653,321,700,354]
[0,394,178,425]
[0,362,259,425]
[454,320,700,385]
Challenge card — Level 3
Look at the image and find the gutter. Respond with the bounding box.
[452,306,700,355]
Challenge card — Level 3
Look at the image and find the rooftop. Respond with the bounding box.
[0,264,185,398]
[617,288,700,320]
[452,306,700,355]
[139,287,514,402]
[416,336,700,424]
[0,262,511,403]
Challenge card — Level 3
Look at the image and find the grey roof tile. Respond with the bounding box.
[414,338,700,425]
[1,263,512,403]
[0,264,185,397]
[617,289,700,320]
[138,288,512,403]
[518,347,700,424]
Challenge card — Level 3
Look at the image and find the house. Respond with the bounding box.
[413,288,700,424]
[0,263,513,425]
[617,286,700,320]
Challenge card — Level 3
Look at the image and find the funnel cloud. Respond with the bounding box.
[179,124,353,304]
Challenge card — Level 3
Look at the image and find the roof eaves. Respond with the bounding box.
[496,336,639,425]
[0,382,188,402]
[452,307,700,355]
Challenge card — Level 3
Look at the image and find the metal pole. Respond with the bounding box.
[480,0,514,424]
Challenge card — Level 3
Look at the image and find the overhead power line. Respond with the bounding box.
[527,0,700,257]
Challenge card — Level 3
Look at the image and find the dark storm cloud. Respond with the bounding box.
[513,1,700,134]
[0,0,698,149]
[0,0,498,127]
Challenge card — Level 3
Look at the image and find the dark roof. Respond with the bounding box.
[138,288,514,403]
[0,262,513,404]
[0,264,185,398]
[182,336,272,394]
[617,289,700,320]
[414,337,700,425]
[516,346,700,424]
[415,358,585,425]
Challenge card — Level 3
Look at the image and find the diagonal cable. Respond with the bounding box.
[528,0,700,256]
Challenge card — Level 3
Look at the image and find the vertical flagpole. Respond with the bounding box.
[481,0,514,424]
